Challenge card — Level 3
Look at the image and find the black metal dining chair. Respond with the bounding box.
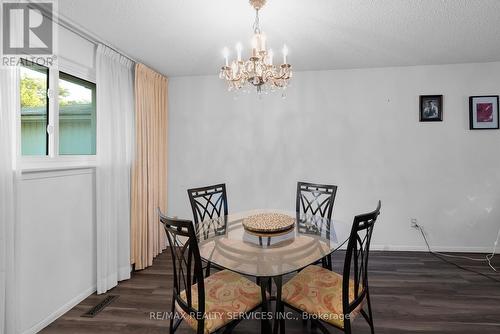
[187,183,228,276]
[159,210,263,334]
[188,183,228,224]
[296,181,338,269]
[280,201,381,334]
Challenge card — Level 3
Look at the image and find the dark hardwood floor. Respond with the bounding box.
[43,251,500,334]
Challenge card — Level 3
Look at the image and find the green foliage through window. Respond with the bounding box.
[20,64,48,155]
[20,63,97,156]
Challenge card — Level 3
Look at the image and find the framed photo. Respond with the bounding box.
[420,95,443,122]
[469,96,499,130]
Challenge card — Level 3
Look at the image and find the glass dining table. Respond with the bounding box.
[195,209,351,334]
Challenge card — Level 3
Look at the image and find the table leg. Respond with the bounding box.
[273,276,283,334]
[259,277,271,334]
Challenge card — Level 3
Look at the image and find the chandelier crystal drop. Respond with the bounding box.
[219,0,292,94]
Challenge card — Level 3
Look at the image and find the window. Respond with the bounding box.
[20,63,49,156]
[19,62,96,160]
[58,72,96,155]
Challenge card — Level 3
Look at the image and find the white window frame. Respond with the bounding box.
[19,57,97,172]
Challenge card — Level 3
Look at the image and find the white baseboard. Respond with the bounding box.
[21,285,96,334]
[369,244,493,253]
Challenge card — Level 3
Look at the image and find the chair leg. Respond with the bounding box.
[321,254,333,270]
[169,297,176,334]
[222,318,242,333]
[311,319,317,333]
[366,288,375,334]
[361,310,371,328]
[343,317,352,334]
[197,320,204,334]
[205,261,211,277]
[314,320,330,334]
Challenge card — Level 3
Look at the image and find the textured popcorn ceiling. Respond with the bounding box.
[58,0,500,77]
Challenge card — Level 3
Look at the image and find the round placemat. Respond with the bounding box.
[242,213,295,233]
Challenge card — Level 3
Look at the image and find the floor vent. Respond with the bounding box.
[81,295,119,318]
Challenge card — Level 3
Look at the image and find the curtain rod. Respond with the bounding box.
[57,15,138,64]
[29,1,138,64]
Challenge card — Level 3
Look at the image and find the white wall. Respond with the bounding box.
[58,25,96,80]
[167,62,500,253]
[12,26,97,334]
[16,169,95,334]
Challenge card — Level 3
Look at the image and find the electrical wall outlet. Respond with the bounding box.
[410,218,418,228]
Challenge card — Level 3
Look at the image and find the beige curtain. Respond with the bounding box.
[131,63,168,270]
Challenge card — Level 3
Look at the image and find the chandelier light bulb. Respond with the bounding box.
[260,34,266,51]
[252,34,259,51]
[282,44,288,64]
[236,42,242,61]
[251,35,257,49]
[251,33,266,52]
[268,49,274,65]
[223,47,229,66]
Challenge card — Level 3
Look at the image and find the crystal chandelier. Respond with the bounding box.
[219,0,292,94]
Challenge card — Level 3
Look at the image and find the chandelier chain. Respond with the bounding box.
[253,9,261,34]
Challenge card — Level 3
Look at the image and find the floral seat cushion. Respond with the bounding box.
[282,265,365,329]
[175,270,262,334]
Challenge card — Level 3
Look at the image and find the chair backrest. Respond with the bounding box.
[188,184,228,224]
[296,182,338,219]
[158,209,205,323]
[342,201,381,316]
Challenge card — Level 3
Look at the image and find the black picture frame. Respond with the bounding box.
[469,95,499,130]
[419,95,443,122]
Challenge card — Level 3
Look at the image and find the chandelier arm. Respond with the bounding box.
[222,68,243,82]
[231,72,244,81]
[272,72,289,80]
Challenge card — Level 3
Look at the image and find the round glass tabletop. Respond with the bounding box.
[196,209,351,278]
